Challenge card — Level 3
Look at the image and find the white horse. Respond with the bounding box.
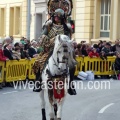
[39,35,75,120]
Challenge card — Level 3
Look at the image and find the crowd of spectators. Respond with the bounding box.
[0,37,120,89]
[74,39,120,60]
[1,37,120,63]
[0,36,44,89]
[0,36,43,62]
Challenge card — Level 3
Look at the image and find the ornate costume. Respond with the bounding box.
[33,0,73,74]
[33,0,76,95]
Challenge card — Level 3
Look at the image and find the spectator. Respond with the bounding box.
[100,51,107,60]
[3,37,11,49]
[81,41,86,45]
[28,41,38,58]
[114,51,120,71]
[3,44,14,60]
[112,39,120,53]
[81,44,88,56]
[24,39,30,50]
[20,37,26,45]
[0,42,8,61]
[86,44,92,55]
[31,41,38,52]
[75,44,82,57]
[10,36,14,44]
[101,42,114,56]
[98,40,103,45]
[100,42,114,60]
[88,48,99,58]
[93,44,100,53]
[12,47,21,60]
[14,42,20,49]
[98,42,103,52]
[19,42,30,59]
[0,42,8,89]
[102,40,107,46]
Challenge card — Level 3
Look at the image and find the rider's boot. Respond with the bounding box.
[68,82,77,95]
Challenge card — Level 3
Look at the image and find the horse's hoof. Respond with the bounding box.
[50,118,54,120]
[57,118,61,120]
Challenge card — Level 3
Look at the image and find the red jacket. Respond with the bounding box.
[88,51,99,58]
[0,49,7,61]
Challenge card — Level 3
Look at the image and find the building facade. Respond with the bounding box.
[0,0,27,41]
[31,0,47,40]
[0,0,119,43]
[74,0,120,43]
[0,0,47,41]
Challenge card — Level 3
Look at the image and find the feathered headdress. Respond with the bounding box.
[48,0,73,16]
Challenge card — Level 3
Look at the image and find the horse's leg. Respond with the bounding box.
[49,102,55,120]
[40,90,46,120]
[48,93,55,120]
[56,99,65,120]
[54,104,57,116]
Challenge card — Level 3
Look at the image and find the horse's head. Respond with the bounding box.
[53,35,74,73]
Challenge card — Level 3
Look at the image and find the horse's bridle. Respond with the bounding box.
[57,44,69,64]
[50,43,69,74]
[46,39,70,78]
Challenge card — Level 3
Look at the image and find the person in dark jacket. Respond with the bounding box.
[114,52,120,70]
[24,39,30,50]
[3,44,14,60]
[28,42,38,58]
[100,42,114,60]
[75,43,83,56]
[101,42,114,56]
[81,44,88,56]
[19,42,30,59]
[112,39,120,53]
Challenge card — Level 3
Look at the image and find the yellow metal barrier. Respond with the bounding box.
[74,57,84,76]
[5,59,28,82]
[84,57,116,75]
[0,61,5,83]
[0,57,117,83]
[28,58,36,80]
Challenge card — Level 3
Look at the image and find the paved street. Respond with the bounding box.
[0,79,120,120]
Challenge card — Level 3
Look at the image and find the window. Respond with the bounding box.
[0,8,5,36]
[9,7,21,36]
[100,0,111,37]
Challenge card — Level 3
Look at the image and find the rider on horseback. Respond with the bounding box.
[32,0,76,95]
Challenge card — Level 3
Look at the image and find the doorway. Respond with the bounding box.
[35,14,42,40]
